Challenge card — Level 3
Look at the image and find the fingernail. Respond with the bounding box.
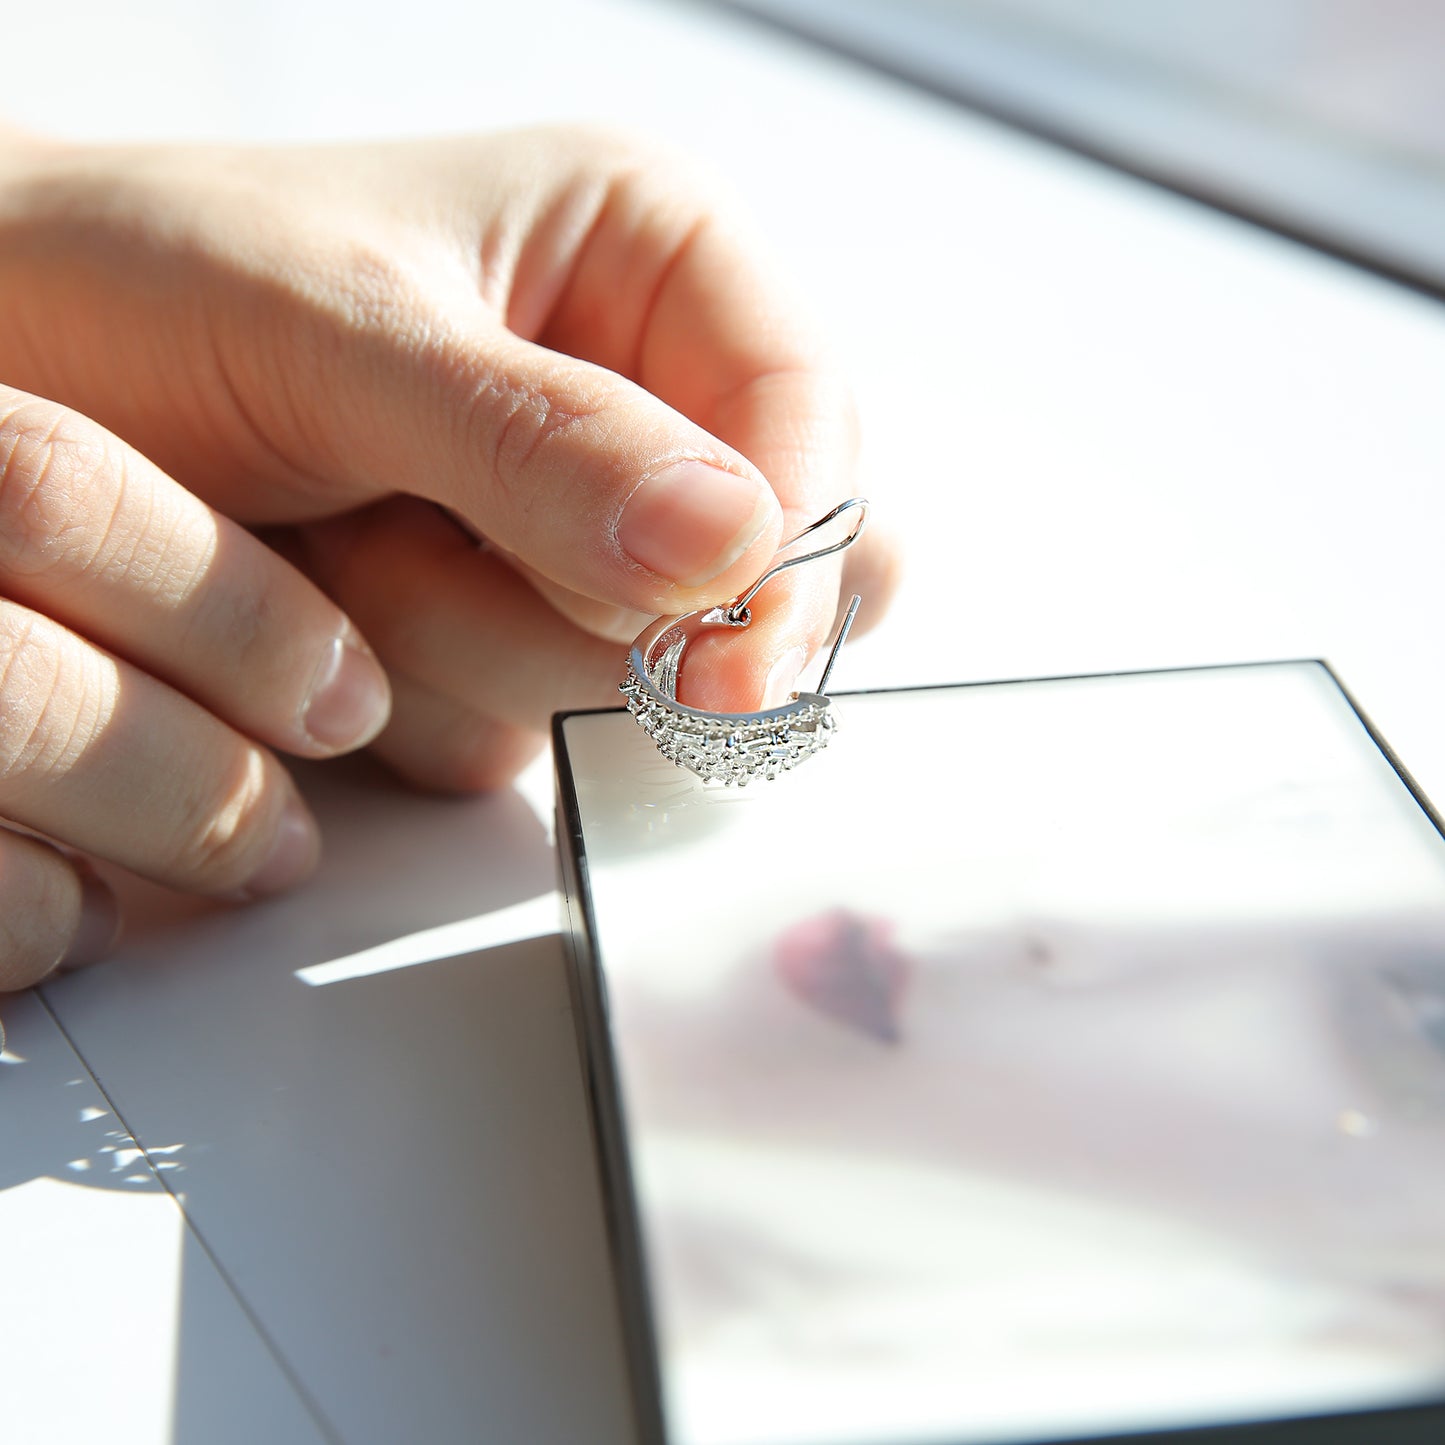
[56,865,123,973]
[303,628,391,751]
[618,462,776,588]
[763,646,808,709]
[241,799,320,900]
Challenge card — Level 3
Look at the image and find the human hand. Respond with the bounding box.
[0,385,393,989]
[0,127,898,794]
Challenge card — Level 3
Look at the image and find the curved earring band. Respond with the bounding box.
[619,497,868,785]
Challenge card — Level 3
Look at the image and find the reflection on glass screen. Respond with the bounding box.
[565,663,1445,1445]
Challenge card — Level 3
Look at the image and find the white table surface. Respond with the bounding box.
[3,1,1444,1441]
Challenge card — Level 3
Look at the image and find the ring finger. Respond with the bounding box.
[0,599,319,906]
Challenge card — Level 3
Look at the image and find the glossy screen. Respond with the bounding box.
[561,664,1445,1445]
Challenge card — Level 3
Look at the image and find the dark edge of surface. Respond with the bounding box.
[1323,660,1445,845]
[553,710,671,1445]
[553,660,1445,1445]
[697,0,1445,309]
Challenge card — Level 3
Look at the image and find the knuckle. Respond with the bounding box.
[0,399,207,609]
[0,399,120,584]
[465,365,595,512]
[164,745,275,890]
[320,238,426,340]
[0,610,110,787]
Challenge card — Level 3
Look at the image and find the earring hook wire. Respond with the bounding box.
[723,496,869,624]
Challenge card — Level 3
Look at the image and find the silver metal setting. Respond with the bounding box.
[619,498,868,785]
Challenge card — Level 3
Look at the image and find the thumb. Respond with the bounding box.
[342,318,785,616]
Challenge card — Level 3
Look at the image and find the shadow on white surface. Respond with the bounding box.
[1,989,329,1444]
[20,755,634,1445]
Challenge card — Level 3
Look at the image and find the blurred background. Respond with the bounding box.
[724,0,1445,295]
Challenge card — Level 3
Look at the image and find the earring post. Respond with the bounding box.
[814,594,862,697]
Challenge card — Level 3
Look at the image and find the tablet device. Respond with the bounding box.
[556,662,1445,1445]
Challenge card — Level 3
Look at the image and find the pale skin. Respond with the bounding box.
[0,126,899,991]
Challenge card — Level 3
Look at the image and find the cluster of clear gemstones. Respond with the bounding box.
[619,661,836,785]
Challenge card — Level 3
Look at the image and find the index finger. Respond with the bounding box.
[0,387,391,760]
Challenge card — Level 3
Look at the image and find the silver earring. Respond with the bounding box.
[619,497,868,785]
